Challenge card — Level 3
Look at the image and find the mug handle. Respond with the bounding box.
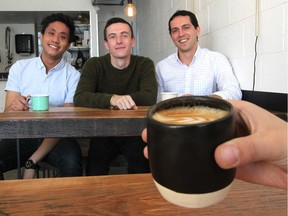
[25,95,31,109]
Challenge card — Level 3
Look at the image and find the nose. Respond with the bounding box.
[116,35,122,44]
[178,28,185,37]
[52,34,60,43]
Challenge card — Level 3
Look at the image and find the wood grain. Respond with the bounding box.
[0,174,286,215]
[0,106,149,139]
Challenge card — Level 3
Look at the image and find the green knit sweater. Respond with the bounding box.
[74,54,158,109]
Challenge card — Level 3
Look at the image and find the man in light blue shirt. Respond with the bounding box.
[156,10,242,101]
[6,57,79,107]
[0,13,82,180]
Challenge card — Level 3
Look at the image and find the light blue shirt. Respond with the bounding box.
[5,55,80,107]
[156,46,242,101]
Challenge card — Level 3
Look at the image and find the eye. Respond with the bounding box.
[108,35,115,40]
[183,26,191,30]
[171,29,179,34]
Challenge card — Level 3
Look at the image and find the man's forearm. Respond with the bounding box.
[29,138,60,163]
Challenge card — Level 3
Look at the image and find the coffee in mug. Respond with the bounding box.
[153,106,228,125]
[147,96,236,208]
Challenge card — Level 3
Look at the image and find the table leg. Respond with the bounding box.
[16,139,21,179]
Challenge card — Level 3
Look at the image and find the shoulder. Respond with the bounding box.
[156,53,177,72]
[66,63,80,76]
[85,55,110,67]
[198,47,228,61]
[132,55,154,64]
[9,57,39,75]
[157,53,176,66]
[130,55,155,70]
[13,57,38,67]
[55,60,80,81]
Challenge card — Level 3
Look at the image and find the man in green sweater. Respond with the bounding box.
[74,17,158,175]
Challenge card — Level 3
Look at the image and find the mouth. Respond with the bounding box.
[179,38,188,43]
[115,46,125,50]
[48,43,60,49]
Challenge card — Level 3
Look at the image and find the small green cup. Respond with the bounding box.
[31,94,49,111]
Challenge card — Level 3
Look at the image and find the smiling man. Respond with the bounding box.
[74,17,157,176]
[156,10,242,101]
[0,13,82,180]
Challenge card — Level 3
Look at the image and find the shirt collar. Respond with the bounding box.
[174,45,201,66]
[36,54,65,72]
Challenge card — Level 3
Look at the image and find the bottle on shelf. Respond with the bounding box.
[75,50,86,70]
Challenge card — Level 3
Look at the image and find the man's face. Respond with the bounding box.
[169,15,200,53]
[40,21,70,60]
[104,23,135,60]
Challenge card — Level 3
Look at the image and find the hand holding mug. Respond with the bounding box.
[26,94,49,111]
[9,95,30,111]
[143,99,287,193]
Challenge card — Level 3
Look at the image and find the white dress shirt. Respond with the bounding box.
[5,55,80,106]
[156,46,242,101]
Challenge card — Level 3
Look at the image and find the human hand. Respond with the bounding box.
[9,95,30,111]
[22,168,36,179]
[110,95,137,110]
[214,100,287,190]
[142,129,149,158]
[142,100,287,190]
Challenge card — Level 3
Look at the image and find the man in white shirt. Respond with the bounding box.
[156,10,242,101]
[0,13,82,180]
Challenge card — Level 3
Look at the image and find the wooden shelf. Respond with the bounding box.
[68,46,90,52]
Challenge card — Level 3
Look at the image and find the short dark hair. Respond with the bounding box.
[104,17,134,41]
[40,13,75,43]
[168,10,199,34]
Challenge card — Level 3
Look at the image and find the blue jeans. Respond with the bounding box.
[0,138,83,179]
[86,136,150,176]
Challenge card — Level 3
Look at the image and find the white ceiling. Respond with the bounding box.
[0,11,89,24]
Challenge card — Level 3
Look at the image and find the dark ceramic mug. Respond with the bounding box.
[147,96,237,208]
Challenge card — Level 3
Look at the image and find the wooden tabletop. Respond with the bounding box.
[0,174,286,215]
[0,106,149,139]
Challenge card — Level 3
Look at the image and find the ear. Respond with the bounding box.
[131,37,136,48]
[196,26,201,37]
[104,40,109,50]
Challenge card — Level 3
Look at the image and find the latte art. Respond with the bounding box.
[153,106,228,125]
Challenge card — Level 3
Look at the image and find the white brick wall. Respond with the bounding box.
[136,0,288,94]
[136,0,195,64]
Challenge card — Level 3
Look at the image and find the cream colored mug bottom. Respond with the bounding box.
[154,180,233,208]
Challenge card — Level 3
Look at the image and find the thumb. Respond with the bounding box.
[215,135,264,169]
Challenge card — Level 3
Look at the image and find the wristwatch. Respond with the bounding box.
[24,159,39,169]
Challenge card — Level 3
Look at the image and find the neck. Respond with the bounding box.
[41,54,62,73]
[110,55,131,69]
[178,45,198,66]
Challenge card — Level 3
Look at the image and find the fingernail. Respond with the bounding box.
[221,146,240,168]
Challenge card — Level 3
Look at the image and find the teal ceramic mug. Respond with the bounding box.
[30,94,49,111]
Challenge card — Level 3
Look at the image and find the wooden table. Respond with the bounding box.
[0,106,149,139]
[0,174,286,215]
[0,107,149,178]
